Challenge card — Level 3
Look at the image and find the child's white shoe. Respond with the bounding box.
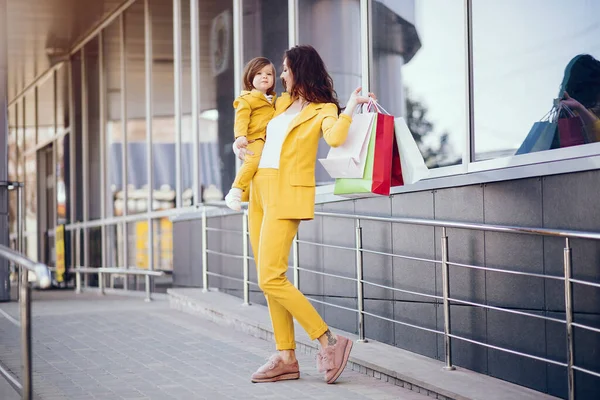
[225,188,243,211]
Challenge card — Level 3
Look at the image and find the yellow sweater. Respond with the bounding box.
[232,89,276,141]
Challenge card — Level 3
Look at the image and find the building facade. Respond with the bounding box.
[1,0,599,399]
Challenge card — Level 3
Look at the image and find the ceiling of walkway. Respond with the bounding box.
[6,0,123,101]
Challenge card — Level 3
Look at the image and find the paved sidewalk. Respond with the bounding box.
[0,291,428,400]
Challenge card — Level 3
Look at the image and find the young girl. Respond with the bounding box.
[225,57,276,211]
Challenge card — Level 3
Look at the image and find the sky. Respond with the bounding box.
[400,0,600,159]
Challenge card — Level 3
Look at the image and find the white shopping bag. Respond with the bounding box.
[394,117,429,184]
[319,112,376,178]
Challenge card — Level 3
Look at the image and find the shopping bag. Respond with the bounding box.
[319,111,377,178]
[557,104,589,148]
[333,119,377,197]
[334,102,402,197]
[394,117,429,184]
[371,112,402,195]
[515,107,559,155]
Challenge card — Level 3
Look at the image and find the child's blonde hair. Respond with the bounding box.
[243,57,276,96]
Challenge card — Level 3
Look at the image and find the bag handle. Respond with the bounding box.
[366,99,391,115]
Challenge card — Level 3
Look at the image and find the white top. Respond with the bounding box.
[258,103,302,169]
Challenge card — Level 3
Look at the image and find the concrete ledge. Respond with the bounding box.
[168,288,559,400]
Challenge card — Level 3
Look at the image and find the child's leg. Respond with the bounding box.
[232,139,264,192]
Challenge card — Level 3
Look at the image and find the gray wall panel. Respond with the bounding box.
[391,192,436,303]
[323,296,358,334]
[189,219,203,287]
[483,178,545,309]
[172,220,192,287]
[354,197,393,300]
[485,233,545,309]
[322,201,357,298]
[439,305,488,373]
[364,298,394,344]
[394,301,438,359]
[434,186,485,305]
[487,309,547,393]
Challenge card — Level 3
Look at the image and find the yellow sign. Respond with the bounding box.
[136,221,149,269]
[55,225,65,283]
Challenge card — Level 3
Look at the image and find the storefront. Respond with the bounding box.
[3,0,599,398]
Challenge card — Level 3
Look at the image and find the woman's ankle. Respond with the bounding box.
[318,329,337,349]
[278,349,297,364]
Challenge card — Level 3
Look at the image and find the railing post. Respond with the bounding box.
[441,226,455,371]
[16,184,24,302]
[75,226,82,294]
[202,206,208,292]
[99,270,104,295]
[563,238,575,400]
[355,219,367,343]
[293,233,299,289]
[19,260,32,400]
[242,210,250,306]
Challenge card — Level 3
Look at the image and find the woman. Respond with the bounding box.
[559,54,600,142]
[233,45,375,384]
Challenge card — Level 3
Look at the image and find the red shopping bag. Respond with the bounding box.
[558,116,586,147]
[371,112,403,195]
[558,103,589,148]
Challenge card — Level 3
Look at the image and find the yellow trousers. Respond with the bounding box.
[232,139,264,192]
[249,168,329,350]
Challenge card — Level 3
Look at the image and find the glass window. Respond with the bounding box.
[37,76,55,144]
[243,0,289,92]
[24,153,37,260]
[125,0,148,215]
[195,1,234,200]
[8,105,18,234]
[85,37,102,221]
[56,65,69,136]
[298,0,361,184]
[24,93,36,151]
[151,0,177,211]
[372,0,465,168]
[473,0,600,160]
[104,19,123,218]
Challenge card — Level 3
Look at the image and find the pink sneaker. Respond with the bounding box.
[316,335,353,384]
[251,354,300,383]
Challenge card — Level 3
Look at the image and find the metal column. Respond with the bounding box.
[0,0,10,301]
[144,0,154,301]
[173,0,183,209]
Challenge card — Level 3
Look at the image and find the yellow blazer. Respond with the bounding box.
[233,89,275,141]
[271,93,352,220]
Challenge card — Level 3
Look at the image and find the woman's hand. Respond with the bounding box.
[232,136,252,160]
[343,87,377,117]
[560,92,584,112]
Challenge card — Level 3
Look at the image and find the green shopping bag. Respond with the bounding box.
[333,114,378,196]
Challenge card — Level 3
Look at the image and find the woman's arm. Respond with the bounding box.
[322,87,375,147]
[322,104,353,147]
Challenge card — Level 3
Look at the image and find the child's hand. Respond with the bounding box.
[233,136,253,160]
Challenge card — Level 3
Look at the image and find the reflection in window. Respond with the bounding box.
[24,154,37,260]
[298,0,360,184]
[8,106,18,234]
[372,0,464,168]
[473,0,600,160]
[195,1,234,200]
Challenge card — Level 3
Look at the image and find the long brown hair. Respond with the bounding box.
[243,57,276,96]
[283,45,341,112]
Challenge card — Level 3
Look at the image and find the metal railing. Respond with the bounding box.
[0,182,52,400]
[200,203,600,400]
